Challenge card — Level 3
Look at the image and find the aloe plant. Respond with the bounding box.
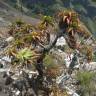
[16,48,33,61]
[8,47,40,68]
[42,15,54,27]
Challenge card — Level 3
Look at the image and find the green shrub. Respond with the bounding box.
[93,52,96,62]
[76,71,96,96]
[43,54,56,68]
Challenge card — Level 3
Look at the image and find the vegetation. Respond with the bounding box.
[92,0,96,2]
[93,51,96,62]
[0,0,95,95]
[2,10,94,96]
[76,71,96,96]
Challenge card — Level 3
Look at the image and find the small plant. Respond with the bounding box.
[93,51,96,62]
[79,45,93,62]
[76,71,96,96]
[16,48,33,61]
[15,19,24,26]
[42,16,54,27]
[8,47,40,68]
[38,15,54,30]
[44,54,61,78]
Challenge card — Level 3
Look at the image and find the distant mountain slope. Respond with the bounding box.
[2,0,96,37]
[0,0,40,26]
[0,0,96,37]
[0,0,40,37]
[28,0,96,37]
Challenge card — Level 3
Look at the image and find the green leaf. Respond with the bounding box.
[16,48,33,60]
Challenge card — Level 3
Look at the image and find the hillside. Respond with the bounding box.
[0,0,40,27]
[0,0,96,38]
[0,1,96,96]
[2,0,96,37]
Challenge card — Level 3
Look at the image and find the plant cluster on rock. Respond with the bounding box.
[0,10,95,96]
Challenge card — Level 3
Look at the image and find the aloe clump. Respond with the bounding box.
[16,48,33,61]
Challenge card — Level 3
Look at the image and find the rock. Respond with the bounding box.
[5,36,14,42]
[16,90,20,96]
[5,76,14,85]
[0,56,11,72]
[0,38,8,51]
[81,62,96,71]
[56,36,66,46]
[0,85,2,92]
[56,73,70,84]
[0,64,3,68]
[65,86,80,96]
[1,56,11,63]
